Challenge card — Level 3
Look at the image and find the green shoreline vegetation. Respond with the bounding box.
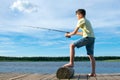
[0,56,120,62]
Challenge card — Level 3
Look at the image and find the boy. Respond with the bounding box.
[64,9,96,77]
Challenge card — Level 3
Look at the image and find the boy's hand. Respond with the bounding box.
[65,32,71,38]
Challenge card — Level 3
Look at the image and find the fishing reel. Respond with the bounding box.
[67,36,71,38]
[65,32,71,38]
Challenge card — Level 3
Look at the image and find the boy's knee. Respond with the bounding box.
[88,55,95,59]
[88,55,94,57]
[70,43,75,48]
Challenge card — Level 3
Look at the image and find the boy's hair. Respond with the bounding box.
[76,9,86,17]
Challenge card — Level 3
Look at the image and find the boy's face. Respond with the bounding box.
[76,13,83,20]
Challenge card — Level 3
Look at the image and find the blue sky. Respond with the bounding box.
[0,0,120,57]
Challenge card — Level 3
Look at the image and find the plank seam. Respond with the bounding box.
[8,74,29,80]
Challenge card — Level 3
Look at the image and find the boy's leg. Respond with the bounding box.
[63,43,75,67]
[63,38,88,67]
[88,55,96,76]
[85,37,96,76]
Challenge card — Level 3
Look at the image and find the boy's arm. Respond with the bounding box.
[65,27,79,37]
[76,32,83,36]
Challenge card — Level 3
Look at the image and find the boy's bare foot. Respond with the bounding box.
[63,63,74,67]
[88,73,96,77]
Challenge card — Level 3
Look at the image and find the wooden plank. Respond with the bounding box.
[103,75,118,80]
[112,75,120,80]
[51,75,59,80]
[0,73,25,80]
[28,74,47,80]
[95,74,120,80]
[12,73,44,80]
[8,74,29,80]
[70,74,79,80]
[79,74,88,80]
[41,74,56,80]
[88,76,97,80]
[0,73,120,80]
[96,75,107,80]
[51,74,79,80]
[39,74,54,79]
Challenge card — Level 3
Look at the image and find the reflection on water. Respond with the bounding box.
[0,61,120,74]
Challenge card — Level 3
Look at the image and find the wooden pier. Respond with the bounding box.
[0,73,120,80]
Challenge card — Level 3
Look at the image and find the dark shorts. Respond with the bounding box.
[73,37,95,55]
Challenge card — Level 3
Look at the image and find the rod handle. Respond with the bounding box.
[66,32,71,38]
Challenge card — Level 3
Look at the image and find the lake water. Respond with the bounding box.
[0,61,120,74]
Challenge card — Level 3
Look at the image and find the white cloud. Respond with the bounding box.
[0,50,15,53]
[0,0,120,57]
[10,0,38,13]
[0,37,15,48]
[1,0,119,34]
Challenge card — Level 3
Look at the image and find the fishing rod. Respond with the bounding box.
[25,25,71,38]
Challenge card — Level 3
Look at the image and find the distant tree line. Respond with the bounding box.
[0,56,120,61]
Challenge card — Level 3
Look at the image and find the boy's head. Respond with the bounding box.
[76,9,86,19]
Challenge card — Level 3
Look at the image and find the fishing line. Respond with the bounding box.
[24,25,71,38]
